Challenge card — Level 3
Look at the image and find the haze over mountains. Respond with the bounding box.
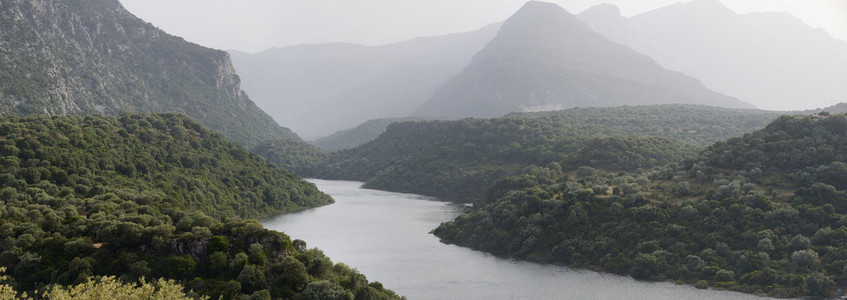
[414,1,750,118]
[230,24,500,139]
[0,0,298,147]
[230,0,798,139]
[577,0,847,111]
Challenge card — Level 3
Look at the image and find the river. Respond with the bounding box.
[261,179,774,300]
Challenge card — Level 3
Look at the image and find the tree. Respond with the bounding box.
[576,166,596,177]
[300,281,353,300]
[237,265,267,294]
[791,249,819,271]
[631,254,661,280]
[271,257,309,292]
[804,272,833,297]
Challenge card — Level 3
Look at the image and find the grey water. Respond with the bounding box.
[262,179,775,300]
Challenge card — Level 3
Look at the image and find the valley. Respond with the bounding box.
[1,0,846,298]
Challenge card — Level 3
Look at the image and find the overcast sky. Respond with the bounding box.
[119,0,847,53]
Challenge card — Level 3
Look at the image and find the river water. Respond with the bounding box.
[262,179,774,300]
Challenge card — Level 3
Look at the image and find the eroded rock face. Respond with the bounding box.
[0,0,298,147]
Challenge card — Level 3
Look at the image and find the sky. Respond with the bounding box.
[118,0,847,54]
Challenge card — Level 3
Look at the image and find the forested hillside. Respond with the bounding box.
[434,113,847,297]
[0,0,298,147]
[317,116,696,202]
[312,105,776,202]
[0,114,400,299]
[511,105,778,146]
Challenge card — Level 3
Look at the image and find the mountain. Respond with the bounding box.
[434,112,847,298]
[413,1,750,119]
[0,0,298,147]
[230,24,500,139]
[577,0,847,111]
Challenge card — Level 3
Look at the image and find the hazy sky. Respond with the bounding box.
[119,0,847,53]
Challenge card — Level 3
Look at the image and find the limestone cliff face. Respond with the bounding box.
[0,0,298,147]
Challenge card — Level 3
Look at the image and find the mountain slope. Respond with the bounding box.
[414,1,750,119]
[0,0,298,147]
[577,0,847,110]
[0,113,331,219]
[230,24,500,138]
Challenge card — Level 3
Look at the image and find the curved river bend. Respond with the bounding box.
[262,179,774,300]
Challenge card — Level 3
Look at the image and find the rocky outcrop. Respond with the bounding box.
[0,0,298,147]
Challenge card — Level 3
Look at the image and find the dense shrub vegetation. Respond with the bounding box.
[0,114,399,299]
[304,105,779,202]
[252,139,330,176]
[434,113,847,297]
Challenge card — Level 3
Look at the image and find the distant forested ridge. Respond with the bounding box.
[434,113,847,297]
[311,117,433,151]
[252,139,330,176]
[304,105,777,202]
[0,114,400,299]
[0,0,298,147]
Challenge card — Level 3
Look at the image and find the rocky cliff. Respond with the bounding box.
[0,0,298,147]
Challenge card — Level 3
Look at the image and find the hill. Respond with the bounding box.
[413,1,750,119]
[230,24,500,139]
[434,113,847,297]
[576,0,847,111]
[316,105,774,202]
[0,113,400,299]
[0,0,298,147]
[310,117,432,151]
[252,139,330,176]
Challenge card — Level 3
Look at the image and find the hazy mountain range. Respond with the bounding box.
[413,1,750,118]
[576,0,847,111]
[229,0,847,141]
[0,0,297,147]
[230,24,500,139]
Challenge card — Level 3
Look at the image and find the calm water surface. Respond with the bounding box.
[262,179,774,300]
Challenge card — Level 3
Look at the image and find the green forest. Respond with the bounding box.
[434,113,847,297]
[283,105,776,202]
[254,105,847,297]
[0,114,400,299]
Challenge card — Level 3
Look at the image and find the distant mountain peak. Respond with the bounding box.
[505,1,580,26]
[688,0,735,14]
[581,3,623,18]
[668,0,736,17]
[491,0,592,50]
[413,1,750,118]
